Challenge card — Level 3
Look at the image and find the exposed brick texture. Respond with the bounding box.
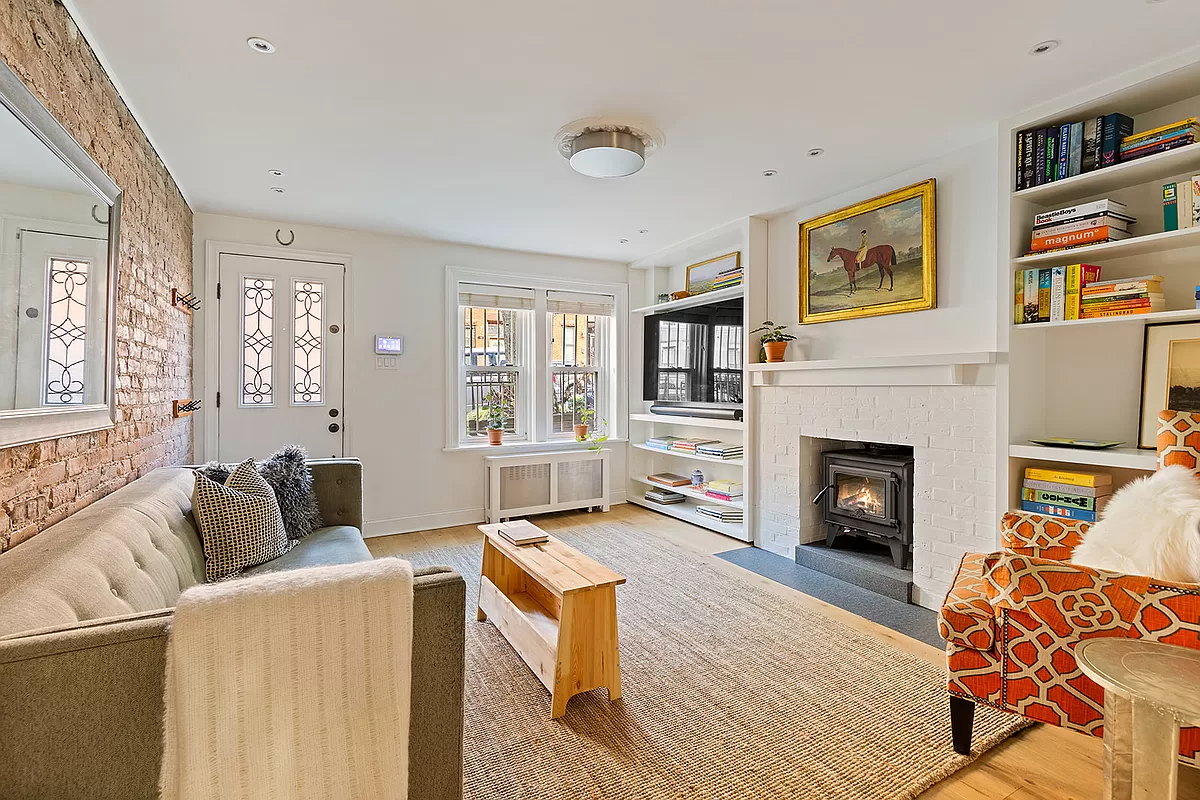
[0,1,192,550]
[755,384,998,609]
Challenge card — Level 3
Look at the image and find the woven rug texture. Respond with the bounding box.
[400,521,1026,800]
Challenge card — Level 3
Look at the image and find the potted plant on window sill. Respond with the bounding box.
[484,391,508,445]
[574,408,595,442]
[751,320,797,363]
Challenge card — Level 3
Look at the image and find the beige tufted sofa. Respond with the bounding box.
[0,459,466,800]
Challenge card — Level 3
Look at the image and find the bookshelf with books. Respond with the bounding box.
[1001,57,1200,512]
[626,217,766,542]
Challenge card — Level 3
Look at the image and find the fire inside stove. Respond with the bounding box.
[836,475,885,517]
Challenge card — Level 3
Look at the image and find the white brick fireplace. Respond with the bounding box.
[748,354,1001,610]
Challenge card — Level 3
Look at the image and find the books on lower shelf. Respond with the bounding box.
[645,435,683,451]
[669,437,719,453]
[694,442,743,459]
[497,520,549,546]
[1020,467,1113,523]
[704,479,743,502]
[643,489,685,505]
[1014,264,1101,324]
[646,472,690,488]
[696,505,743,523]
[1163,177,1200,231]
[1080,274,1165,319]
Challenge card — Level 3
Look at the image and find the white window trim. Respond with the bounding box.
[445,265,627,451]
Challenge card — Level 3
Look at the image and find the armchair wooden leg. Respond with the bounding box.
[950,696,975,756]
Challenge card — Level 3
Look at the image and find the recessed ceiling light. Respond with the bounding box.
[270,186,285,194]
[807,148,825,157]
[762,169,778,178]
[619,238,629,244]
[638,229,649,234]
[267,168,285,177]
[247,37,276,54]
[1029,40,1058,56]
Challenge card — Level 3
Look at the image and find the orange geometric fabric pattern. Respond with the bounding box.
[1157,409,1200,471]
[938,552,996,650]
[998,511,1088,561]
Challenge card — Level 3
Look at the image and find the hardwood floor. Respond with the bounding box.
[367,504,1200,800]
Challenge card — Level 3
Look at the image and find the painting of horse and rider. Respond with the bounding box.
[799,178,936,324]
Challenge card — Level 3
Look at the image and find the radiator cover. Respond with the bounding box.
[485,449,611,523]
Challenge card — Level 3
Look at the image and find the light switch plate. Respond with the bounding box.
[375,355,399,370]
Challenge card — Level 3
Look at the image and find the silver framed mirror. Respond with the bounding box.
[0,57,121,449]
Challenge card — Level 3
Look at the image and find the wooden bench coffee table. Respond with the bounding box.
[476,521,625,718]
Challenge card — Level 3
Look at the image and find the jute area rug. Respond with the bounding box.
[401,521,1026,800]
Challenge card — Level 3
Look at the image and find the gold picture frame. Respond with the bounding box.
[799,178,936,324]
[685,251,740,296]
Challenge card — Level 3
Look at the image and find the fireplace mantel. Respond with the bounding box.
[747,351,1000,388]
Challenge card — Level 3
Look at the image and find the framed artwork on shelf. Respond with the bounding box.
[798,178,936,324]
[1139,320,1200,448]
[685,251,740,296]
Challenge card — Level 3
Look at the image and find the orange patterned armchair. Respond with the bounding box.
[938,410,1200,758]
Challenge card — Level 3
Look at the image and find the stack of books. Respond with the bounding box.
[697,505,743,523]
[704,479,743,503]
[1080,274,1165,319]
[646,472,690,488]
[645,435,682,452]
[669,437,718,453]
[643,489,685,505]
[1163,177,1200,231]
[712,264,743,290]
[1021,467,1112,523]
[1027,200,1134,255]
[1014,263,1102,324]
[497,520,549,546]
[1121,117,1199,163]
[695,442,742,460]
[1014,112,1133,189]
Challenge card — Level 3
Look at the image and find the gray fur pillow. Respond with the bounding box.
[197,446,323,539]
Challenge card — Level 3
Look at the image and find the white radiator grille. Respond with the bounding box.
[499,463,551,510]
[485,450,610,523]
[557,458,603,503]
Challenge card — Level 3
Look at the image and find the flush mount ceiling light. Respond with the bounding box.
[762,169,778,178]
[269,186,285,194]
[1028,40,1058,56]
[555,118,665,179]
[267,168,285,177]
[807,148,825,157]
[247,37,276,54]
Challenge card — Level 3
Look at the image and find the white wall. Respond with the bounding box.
[192,213,628,535]
[764,136,1001,360]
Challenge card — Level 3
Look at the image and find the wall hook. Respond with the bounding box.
[91,204,110,225]
[276,228,295,246]
[173,399,201,418]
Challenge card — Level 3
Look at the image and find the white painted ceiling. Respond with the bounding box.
[65,0,1200,261]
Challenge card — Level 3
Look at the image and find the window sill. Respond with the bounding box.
[444,437,626,454]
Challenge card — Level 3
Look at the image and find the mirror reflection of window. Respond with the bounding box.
[0,93,112,411]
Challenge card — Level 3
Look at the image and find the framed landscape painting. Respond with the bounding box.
[799,178,936,324]
[1139,320,1200,448]
[686,251,740,296]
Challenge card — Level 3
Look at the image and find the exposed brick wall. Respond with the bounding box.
[755,384,998,609]
[0,1,192,550]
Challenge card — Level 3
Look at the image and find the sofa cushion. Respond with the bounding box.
[240,526,372,577]
[0,468,204,638]
[196,446,323,539]
[193,460,295,582]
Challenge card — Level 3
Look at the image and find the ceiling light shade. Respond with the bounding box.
[569,130,646,178]
[555,118,665,179]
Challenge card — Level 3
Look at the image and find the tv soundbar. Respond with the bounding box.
[649,404,743,422]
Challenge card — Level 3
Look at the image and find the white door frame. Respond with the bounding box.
[200,240,353,462]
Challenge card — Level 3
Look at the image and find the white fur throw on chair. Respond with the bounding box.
[1072,465,1200,583]
[160,558,414,800]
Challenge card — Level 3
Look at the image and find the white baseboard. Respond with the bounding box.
[364,491,628,539]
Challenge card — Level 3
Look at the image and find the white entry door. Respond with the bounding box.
[217,252,345,461]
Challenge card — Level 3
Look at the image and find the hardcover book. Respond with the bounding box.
[1015,129,1026,190]
[1021,500,1098,523]
[1046,126,1059,183]
[1034,199,1128,227]
[1023,269,1039,323]
[1050,266,1066,321]
[1068,121,1083,177]
[1024,467,1113,487]
[1022,487,1109,512]
[1037,268,1051,321]
[1120,136,1195,162]
[1057,122,1071,180]
[1023,478,1111,498]
[1033,214,1131,237]
[1023,130,1036,189]
[1081,116,1101,173]
[1165,182,1179,232]
[1030,226,1130,252]
[1100,113,1135,167]
[1034,128,1048,186]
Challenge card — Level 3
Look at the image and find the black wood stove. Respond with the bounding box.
[813,445,915,569]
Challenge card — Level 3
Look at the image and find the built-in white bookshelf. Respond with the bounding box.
[626,216,767,543]
[1001,57,1200,510]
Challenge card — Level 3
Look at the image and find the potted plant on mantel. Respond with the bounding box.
[752,320,797,363]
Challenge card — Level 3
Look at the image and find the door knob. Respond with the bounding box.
[328,423,340,433]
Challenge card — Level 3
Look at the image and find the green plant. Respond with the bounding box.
[483,390,510,431]
[578,408,596,426]
[580,413,609,452]
[750,320,796,344]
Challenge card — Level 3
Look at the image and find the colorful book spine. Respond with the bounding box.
[1023,130,1036,188]
[1034,129,1048,186]
[1031,226,1123,252]
[1120,125,1198,151]
[1081,117,1101,173]
[1034,215,1129,237]
[1122,116,1199,144]
[1037,269,1051,322]
[1034,200,1128,227]
[1050,266,1066,321]
[1081,306,1160,318]
[1068,121,1084,177]
[1021,500,1098,523]
[1046,126,1059,183]
[1082,298,1161,311]
[1057,123,1071,180]
[1015,130,1026,190]
[1023,269,1039,323]
[1024,467,1111,487]
[1101,113,1135,167]
[1165,182,1180,232]
[1121,136,1195,161]
[1022,488,1106,511]
[1193,175,1200,227]
[1179,180,1194,230]
[1024,478,1109,497]
[1014,270,1024,324]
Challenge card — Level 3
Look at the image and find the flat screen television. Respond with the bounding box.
[642,296,743,406]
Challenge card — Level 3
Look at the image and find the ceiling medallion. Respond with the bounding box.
[555,118,665,179]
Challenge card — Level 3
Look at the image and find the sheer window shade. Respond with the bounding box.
[545,290,615,317]
[458,283,536,311]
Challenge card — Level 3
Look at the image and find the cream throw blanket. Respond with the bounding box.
[160,558,414,800]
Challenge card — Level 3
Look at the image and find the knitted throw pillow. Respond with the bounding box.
[193,459,295,582]
[196,445,323,539]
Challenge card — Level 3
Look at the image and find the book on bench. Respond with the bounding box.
[498,519,549,546]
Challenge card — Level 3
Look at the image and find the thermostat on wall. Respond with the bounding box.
[375,335,404,355]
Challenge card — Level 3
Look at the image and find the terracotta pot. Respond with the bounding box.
[764,341,788,362]
[487,428,503,445]
[573,423,589,442]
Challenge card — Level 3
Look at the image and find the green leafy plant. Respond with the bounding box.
[582,413,609,452]
[483,390,510,431]
[750,320,797,343]
[579,408,596,426]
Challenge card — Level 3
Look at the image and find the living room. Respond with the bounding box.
[5,1,1200,799]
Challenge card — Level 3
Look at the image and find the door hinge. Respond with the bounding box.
[216,391,221,408]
